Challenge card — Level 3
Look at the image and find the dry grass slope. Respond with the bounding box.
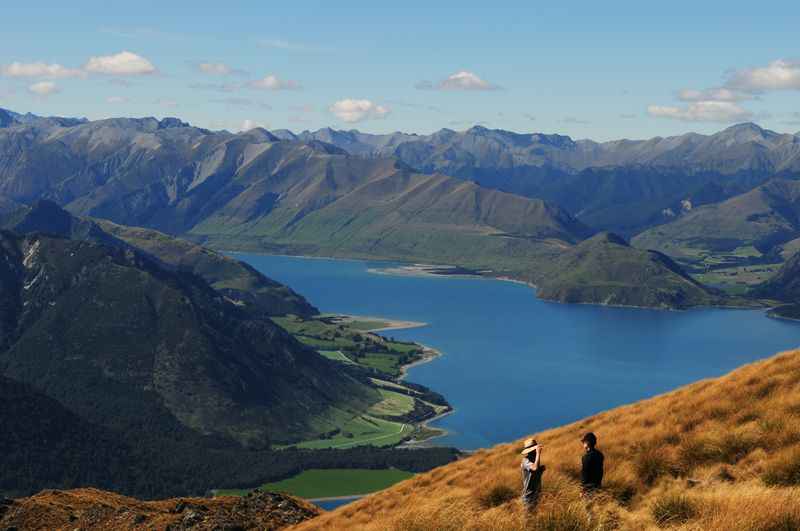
[0,488,319,530]
[294,349,800,530]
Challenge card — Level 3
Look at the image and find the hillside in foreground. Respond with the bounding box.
[296,349,800,530]
[0,488,318,530]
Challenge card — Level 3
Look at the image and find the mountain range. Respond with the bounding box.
[289,123,800,234]
[1,108,798,308]
[0,110,591,283]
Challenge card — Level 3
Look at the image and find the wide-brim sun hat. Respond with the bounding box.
[521,437,538,455]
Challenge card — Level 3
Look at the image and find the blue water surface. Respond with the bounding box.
[234,253,800,451]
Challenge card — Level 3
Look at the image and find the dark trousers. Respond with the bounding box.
[522,494,540,511]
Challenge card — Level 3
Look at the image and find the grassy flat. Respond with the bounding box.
[367,389,415,417]
[273,314,425,378]
[346,320,392,331]
[217,468,414,499]
[318,350,354,364]
[293,415,412,450]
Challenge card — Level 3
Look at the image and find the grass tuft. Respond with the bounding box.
[651,492,696,527]
[475,482,517,509]
[633,446,677,486]
[763,447,800,486]
[528,503,591,531]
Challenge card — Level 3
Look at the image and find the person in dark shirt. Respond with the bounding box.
[580,432,604,493]
[520,437,545,510]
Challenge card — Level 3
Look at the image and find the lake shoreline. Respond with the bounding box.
[235,252,800,453]
[319,314,453,447]
[227,249,767,313]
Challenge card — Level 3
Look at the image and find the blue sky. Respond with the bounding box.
[1,1,798,140]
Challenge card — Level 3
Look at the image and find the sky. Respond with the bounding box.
[1,1,799,140]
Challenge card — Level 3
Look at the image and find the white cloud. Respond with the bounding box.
[249,74,301,91]
[106,95,129,104]
[726,59,800,92]
[28,81,60,97]
[2,61,85,79]
[84,51,156,76]
[418,71,500,91]
[329,99,390,123]
[647,101,753,123]
[677,87,753,102]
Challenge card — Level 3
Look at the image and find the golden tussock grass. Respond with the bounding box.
[292,349,800,530]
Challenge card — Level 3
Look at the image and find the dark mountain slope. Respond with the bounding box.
[0,365,458,499]
[753,250,800,302]
[537,232,727,309]
[1,198,126,246]
[0,375,139,497]
[0,232,377,448]
[751,249,800,319]
[1,200,317,317]
[96,219,317,317]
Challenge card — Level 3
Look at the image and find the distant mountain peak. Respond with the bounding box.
[724,122,764,132]
[466,125,490,134]
[269,128,297,141]
[237,127,279,143]
[158,117,190,129]
[716,122,779,142]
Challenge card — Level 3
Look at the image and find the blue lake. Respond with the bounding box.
[235,253,800,451]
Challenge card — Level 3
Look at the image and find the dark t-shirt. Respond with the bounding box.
[521,458,545,502]
[581,448,604,489]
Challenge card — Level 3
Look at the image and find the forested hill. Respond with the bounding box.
[0,230,375,448]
